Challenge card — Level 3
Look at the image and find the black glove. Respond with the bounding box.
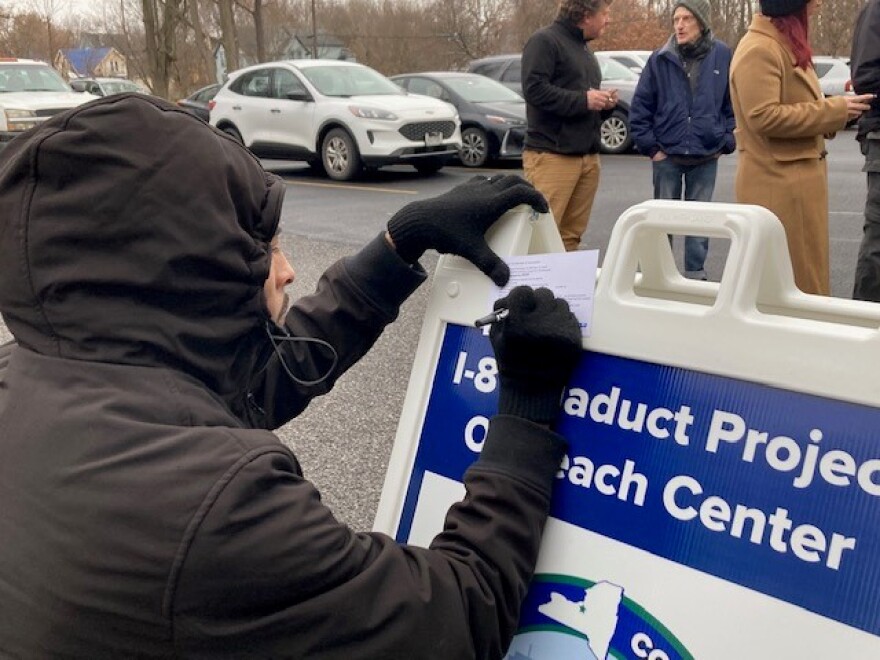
[387,175,549,286]
[490,286,582,424]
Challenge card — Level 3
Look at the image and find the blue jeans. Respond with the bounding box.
[652,157,718,279]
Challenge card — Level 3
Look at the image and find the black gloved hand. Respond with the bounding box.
[387,175,549,286]
[490,286,582,425]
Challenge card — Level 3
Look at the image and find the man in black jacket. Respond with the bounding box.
[0,94,583,658]
[851,0,880,302]
[522,0,617,251]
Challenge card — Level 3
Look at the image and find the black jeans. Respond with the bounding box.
[853,136,880,302]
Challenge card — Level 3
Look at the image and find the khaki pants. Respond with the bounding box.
[523,151,601,251]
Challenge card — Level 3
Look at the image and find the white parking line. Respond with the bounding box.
[282,179,419,195]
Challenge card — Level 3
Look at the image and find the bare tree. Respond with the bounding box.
[253,0,265,62]
[27,0,71,62]
[507,0,555,52]
[0,0,868,86]
[711,0,753,48]
[235,0,267,62]
[431,0,513,61]
[0,9,73,61]
[216,0,238,71]
[142,0,182,97]
[812,0,867,57]
[180,0,215,81]
[266,1,309,60]
[597,0,668,51]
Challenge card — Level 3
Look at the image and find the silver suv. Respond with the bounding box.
[0,58,96,149]
[467,53,636,154]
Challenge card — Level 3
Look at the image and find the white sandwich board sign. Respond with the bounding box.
[373,201,880,659]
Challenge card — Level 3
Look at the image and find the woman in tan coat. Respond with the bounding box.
[730,0,872,295]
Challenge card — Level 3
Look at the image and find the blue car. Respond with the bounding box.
[392,71,526,168]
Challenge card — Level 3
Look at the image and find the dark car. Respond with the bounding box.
[391,72,525,168]
[467,54,525,96]
[175,83,221,122]
[467,53,637,154]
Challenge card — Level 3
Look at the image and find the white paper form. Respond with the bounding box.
[488,250,599,337]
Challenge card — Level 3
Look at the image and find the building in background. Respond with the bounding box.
[283,32,356,62]
[213,31,354,83]
[54,46,127,80]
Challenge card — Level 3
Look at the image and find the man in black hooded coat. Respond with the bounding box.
[0,94,583,658]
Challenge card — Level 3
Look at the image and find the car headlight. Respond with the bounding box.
[5,108,38,131]
[486,114,525,127]
[348,106,398,120]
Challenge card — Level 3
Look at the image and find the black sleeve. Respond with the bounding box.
[244,233,426,429]
[171,416,566,659]
[851,3,880,98]
[522,32,591,118]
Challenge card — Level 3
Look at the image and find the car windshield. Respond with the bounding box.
[598,56,639,82]
[101,80,141,95]
[0,64,70,93]
[302,64,403,97]
[444,76,524,103]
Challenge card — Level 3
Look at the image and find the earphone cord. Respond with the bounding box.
[264,321,340,387]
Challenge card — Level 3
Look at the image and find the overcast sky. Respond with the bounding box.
[4,0,108,20]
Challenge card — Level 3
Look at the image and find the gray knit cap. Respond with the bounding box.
[674,0,711,31]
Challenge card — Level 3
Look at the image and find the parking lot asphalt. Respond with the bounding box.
[268,129,867,299]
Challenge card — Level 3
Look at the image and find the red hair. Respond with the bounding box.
[771,7,813,70]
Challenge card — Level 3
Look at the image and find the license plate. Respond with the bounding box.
[424,132,442,146]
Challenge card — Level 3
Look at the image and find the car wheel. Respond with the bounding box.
[414,157,446,175]
[322,128,361,181]
[222,125,243,144]
[460,127,489,168]
[599,110,632,155]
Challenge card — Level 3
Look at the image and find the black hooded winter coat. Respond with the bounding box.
[0,95,566,658]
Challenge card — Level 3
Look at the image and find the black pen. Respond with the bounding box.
[474,308,509,327]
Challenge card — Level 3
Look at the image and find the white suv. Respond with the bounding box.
[0,58,96,149]
[210,60,462,180]
[812,56,853,97]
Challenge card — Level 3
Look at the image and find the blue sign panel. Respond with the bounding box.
[396,323,880,638]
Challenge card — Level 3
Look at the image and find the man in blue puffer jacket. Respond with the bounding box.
[630,0,735,280]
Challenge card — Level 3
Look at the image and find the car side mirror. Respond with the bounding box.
[286,91,312,102]
[70,80,86,92]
